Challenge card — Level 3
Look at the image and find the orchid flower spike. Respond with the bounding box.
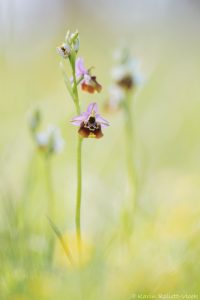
[71,103,109,139]
[75,57,102,94]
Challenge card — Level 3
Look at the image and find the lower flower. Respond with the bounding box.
[71,103,109,139]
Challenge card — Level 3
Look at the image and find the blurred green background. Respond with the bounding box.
[1,0,200,299]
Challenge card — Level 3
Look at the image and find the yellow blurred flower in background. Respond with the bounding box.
[54,232,93,268]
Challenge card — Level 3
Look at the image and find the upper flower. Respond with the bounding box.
[71,103,109,139]
[35,125,65,155]
[75,57,102,94]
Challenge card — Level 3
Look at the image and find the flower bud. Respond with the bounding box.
[29,109,41,133]
[56,43,71,59]
[73,38,80,53]
[70,30,79,43]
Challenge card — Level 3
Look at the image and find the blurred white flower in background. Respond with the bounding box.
[112,48,144,88]
[35,125,65,155]
[108,85,125,110]
[106,48,144,111]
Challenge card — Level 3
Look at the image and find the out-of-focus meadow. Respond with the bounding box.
[1,0,200,299]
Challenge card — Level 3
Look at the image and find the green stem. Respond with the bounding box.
[72,64,81,114]
[47,216,74,265]
[60,51,83,264]
[123,92,137,211]
[21,152,37,220]
[45,156,55,219]
[44,155,56,262]
[75,136,83,259]
[71,55,83,260]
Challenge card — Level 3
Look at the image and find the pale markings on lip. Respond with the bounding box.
[84,116,100,132]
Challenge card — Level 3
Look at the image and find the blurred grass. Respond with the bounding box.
[1,1,200,299]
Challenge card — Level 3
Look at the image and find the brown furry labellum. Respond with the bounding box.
[81,76,102,94]
[78,117,103,139]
